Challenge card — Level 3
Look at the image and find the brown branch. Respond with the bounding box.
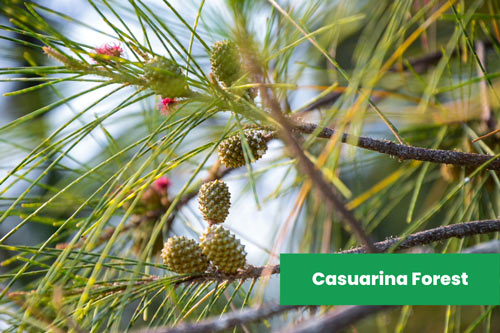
[136,304,299,333]
[174,219,500,284]
[140,223,500,333]
[295,122,500,171]
[174,264,280,285]
[339,218,500,253]
[283,305,396,333]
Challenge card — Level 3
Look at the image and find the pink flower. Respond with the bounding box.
[158,97,177,115]
[153,176,171,192]
[94,43,123,58]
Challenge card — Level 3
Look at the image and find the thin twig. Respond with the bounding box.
[136,304,299,333]
[145,227,500,333]
[295,122,500,171]
[175,219,500,283]
[175,264,280,285]
[283,305,396,333]
[472,128,500,143]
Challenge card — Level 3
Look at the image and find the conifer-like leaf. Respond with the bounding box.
[0,1,499,332]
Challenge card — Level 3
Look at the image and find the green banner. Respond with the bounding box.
[280,254,500,305]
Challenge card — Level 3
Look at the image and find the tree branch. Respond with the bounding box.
[340,218,500,253]
[147,227,500,333]
[283,305,396,333]
[175,219,500,284]
[295,122,500,171]
[136,304,299,333]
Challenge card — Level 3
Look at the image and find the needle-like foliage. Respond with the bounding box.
[0,0,499,331]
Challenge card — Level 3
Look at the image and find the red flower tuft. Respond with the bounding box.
[154,176,171,191]
[158,97,177,115]
[94,43,123,58]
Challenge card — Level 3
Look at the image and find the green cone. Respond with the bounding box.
[198,180,231,224]
[199,225,246,274]
[161,236,209,274]
[210,40,242,87]
[144,56,189,97]
[218,130,268,168]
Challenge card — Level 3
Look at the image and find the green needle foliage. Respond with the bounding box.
[0,0,499,331]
